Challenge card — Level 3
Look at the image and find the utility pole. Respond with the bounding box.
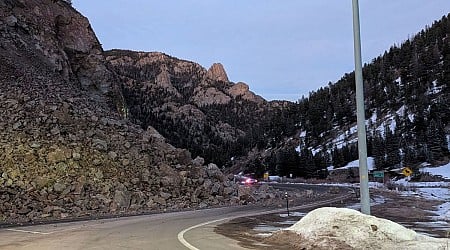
[352,0,370,215]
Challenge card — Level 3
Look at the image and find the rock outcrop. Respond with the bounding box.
[206,63,229,82]
[227,82,265,103]
[192,87,232,106]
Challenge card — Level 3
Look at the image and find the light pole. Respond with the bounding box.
[352,0,370,215]
[285,192,290,216]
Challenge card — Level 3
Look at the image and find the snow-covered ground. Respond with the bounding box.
[421,162,450,179]
[416,187,450,221]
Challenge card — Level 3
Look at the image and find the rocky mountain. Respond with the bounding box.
[104,49,278,166]
[0,0,242,224]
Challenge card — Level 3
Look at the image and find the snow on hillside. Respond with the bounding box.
[317,105,412,155]
[368,111,377,125]
[374,108,402,137]
[395,76,402,86]
[328,157,375,171]
[427,80,443,95]
[421,162,450,179]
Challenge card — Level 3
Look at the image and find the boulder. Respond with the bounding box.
[205,163,224,181]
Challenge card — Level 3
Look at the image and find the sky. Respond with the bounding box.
[73,1,450,101]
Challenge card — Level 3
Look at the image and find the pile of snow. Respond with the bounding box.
[421,162,450,180]
[277,207,447,250]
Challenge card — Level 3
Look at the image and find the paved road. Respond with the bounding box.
[0,184,351,250]
[0,206,250,250]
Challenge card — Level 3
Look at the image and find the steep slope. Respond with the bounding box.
[0,0,236,224]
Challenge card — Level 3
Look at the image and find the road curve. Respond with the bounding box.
[0,185,352,250]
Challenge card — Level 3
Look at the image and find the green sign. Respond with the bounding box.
[373,171,384,178]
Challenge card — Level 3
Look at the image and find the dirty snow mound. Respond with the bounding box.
[279,207,447,250]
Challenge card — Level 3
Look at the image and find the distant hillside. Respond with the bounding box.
[241,13,450,178]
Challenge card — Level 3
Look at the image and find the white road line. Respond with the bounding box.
[6,229,52,235]
[5,224,89,235]
[177,217,232,250]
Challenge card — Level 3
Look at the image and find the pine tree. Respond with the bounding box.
[372,131,386,170]
[385,125,401,167]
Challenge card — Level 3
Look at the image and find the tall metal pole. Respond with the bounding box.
[352,0,370,215]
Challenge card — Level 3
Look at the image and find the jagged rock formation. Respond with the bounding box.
[227,82,265,103]
[206,63,229,82]
[0,0,240,224]
[105,49,276,166]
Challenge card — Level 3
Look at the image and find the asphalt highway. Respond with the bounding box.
[0,184,352,250]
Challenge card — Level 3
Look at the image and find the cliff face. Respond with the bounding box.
[0,0,239,224]
[105,49,271,166]
[1,0,105,88]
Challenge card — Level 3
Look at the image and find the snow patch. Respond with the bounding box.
[371,111,377,123]
[279,211,307,218]
[428,80,443,94]
[332,157,375,171]
[447,135,450,151]
[299,131,306,137]
[254,224,282,232]
[348,125,357,135]
[416,188,450,221]
[421,162,450,180]
[311,147,321,156]
[346,195,386,210]
[375,114,397,137]
[283,207,447,249]
[389,118,396,133]
[408,113,415,122]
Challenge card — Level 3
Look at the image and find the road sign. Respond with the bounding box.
[263,172,269,181]
[402,167,413,177]
[373,171,384,178]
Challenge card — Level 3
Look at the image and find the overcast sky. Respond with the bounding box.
[73,1,450,101]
